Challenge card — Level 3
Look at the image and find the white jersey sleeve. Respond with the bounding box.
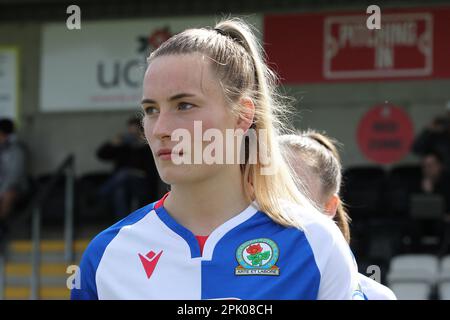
[358,273,397,300]
[283,200,361,300]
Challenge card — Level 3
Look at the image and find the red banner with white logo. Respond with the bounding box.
[264,7,450,83]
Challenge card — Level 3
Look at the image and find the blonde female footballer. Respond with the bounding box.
[72,18,360,300]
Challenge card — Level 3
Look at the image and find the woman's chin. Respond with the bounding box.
[158,165,215,186]
[158,166,192,185]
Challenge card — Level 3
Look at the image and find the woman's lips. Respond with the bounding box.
[157,150,184,161]
[158,153,172,160]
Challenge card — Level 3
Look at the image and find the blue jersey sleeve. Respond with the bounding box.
[70,237,104,300]
[71,201,156,300]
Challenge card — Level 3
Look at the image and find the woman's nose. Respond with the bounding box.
[152,111,173,141]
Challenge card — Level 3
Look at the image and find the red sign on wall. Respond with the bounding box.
[264,7,450,83]
[357,104,414,164]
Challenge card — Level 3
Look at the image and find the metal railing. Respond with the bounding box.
[0,154,75,300]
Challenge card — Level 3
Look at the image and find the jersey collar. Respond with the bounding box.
[153,192,259,260]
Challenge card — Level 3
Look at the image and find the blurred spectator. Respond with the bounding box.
[412,102,450,170]
[408,151,450,252]
[418,152,450,215]
[0,118,29,233]
[97,116,158,219]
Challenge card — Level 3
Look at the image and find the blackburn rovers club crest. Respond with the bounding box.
[235,238,280,276]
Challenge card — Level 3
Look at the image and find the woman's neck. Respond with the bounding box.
[163,168,251,236]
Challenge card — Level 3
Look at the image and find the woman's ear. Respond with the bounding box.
[324,194,339,219]
[236,97,255,133]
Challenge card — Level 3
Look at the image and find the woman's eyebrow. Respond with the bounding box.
[168,93,196,101]
[141,98,156,105]
[141,93,197,105]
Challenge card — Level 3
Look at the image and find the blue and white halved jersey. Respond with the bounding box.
[71,195,360,300]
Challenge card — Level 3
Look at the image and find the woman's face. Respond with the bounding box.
[142,53,239,185]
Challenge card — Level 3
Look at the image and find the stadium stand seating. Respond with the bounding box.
[386,254,450,299]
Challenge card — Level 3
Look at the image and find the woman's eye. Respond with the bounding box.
[178,102,195,111]
[144,106,158,115]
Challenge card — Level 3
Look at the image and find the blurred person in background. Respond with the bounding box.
[418,151,450,216]
[412,101,450,170]
[0,118,29,236]
[411,102,450,252]
[96,116,158,219]
[279,130,397,300]
[404,151,450,252]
